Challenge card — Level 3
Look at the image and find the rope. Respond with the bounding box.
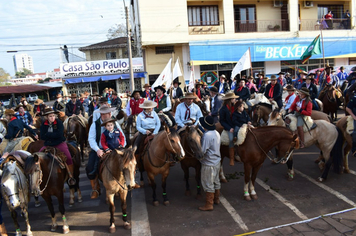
[103,153,127,190]
[39,149,56,195]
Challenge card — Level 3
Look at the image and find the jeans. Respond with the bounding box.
[228,126,240,148]
[86,150,100,180]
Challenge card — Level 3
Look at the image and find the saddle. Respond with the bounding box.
[220,124,249,146]
[0,150,31,169]
[285,114,317,133]
[43,147,66,169]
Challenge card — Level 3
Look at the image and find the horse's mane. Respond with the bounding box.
[24,155,37,175]
[112,147,135,170]
[270,108,280,120]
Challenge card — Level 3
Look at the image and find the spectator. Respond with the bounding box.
[325,11,333,29]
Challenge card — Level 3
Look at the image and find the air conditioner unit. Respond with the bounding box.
[273,0,283,7]
[304,1,313,8]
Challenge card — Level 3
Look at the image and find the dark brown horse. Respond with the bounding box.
[221,126,299,200]
[336,116,353,173]
[65,116,88,162]
[100,148,137,233]
[179,126,204,198]
[319,85,342,121]
[138,127,185,205]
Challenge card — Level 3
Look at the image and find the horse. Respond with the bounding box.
[1,154,32,236]
[65,116,88,162]
[123,114,138,143]
[138,126,185,206]
[319,85,341,121]
[178,126,204,198]
[220,126,299,200]
[268,113,344,182]
[24,148,78,234]
[100,148,137,233]
[336,116,354,173]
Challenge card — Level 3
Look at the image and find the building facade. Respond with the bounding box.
[131,0,356,86]
[13,53,34,73]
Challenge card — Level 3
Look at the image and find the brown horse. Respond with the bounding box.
[65,116,88,162]
[319,85,341,121]
[221,126,299,200]
[336,116,353,173]
[178,126,204,198]
[100,148,137,233]
[25,148,72,233]
[139,127,185,205]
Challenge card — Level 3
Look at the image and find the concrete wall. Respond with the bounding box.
[83,48,126,61]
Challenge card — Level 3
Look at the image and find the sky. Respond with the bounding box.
[0,0,127,76]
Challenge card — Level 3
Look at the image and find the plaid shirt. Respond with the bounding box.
[15,111,33,126]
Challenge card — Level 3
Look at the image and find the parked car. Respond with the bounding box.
[27,93,38,102]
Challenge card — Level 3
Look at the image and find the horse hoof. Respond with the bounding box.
[69,199,74,206]
[196,194,202,200]
[78,197,83,203]
[153,201,159,206]
[220,178,228,183]
[185,190,191,196]
[27,230,33,236]
[15,230,22,236]
[244,195,251,201]
[63,225,70,234]
[163,200,170,206]
[251,194,258,200]
[317,177,324,182]
[109,226,116,233]
[123,221,131,230]
[51,224,57,232]
[344,168,350,174]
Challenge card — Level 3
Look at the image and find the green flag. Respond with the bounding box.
[300,35,321,64]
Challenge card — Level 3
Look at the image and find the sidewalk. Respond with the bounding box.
[238,208,356,236]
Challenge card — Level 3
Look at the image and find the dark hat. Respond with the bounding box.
[15,103,24,111]
[278,72,285,75]
[101,118,117,127]
[130,90,142,97]
[173,79,181,85]
[199,116,215,130]
[340,66,345,70]
[70,93,78,99]
[154,85,166,94]
[269,75,277,81]
[299,87,310,96]
[98,105,116,114]
[98,97,108,104]
[305,73,315,80]
[43,107,58,116]
[284,85,296,91]
[210,87,218,93]
[239,78,248,82]
[325,64,333,69]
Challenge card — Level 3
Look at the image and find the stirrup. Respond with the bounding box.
[68,177,76,186]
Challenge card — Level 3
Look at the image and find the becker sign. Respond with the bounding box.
[256,44,308,60]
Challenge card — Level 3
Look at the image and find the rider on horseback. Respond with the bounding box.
[141,84,155,100]
[192,81,206,100]
[125,90,145,126]
[265,75,283,108]
[302,74,319,110]
[284,85,297,111]
[153,85,175,126]
[168,79,184,100]
[39,108,76,186]
[53,94,65,112]
[319,64,339,95]
[133,100,161,157]
[15,104,33,126]
[33,99,46,117]
[175,93,203,130]
[65,94,84,117]
[288,87,313,148]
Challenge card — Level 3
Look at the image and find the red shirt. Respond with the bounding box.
[130,98,144,115]
[290,96,312,116]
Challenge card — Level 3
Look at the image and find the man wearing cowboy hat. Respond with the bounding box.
[285,72,293,85]
[319,64,339,93]
[294,71,307,90]
[256,72,265,88]
[265,75,283,108]
[89,93,100,117]
[258,77,269,94]
[33,99,46,116]
[111,91,122,110]
[214,74,230,94]
[65,93,84,117]
[125,90,145,117]
[141,83,155,100]
[288,87,313,149]
[234,78,250,101]
[168,79,183,99]
[175,93,203,130]
[53,94,65,112]
[3,109,38,154]
[87,105,127,199]
[198,115,221,211]
[284,85,297,111]
[209,87,223,123]
[277,72,286,87]
[302,74,319,110]
[153,85,176,126]
[192,81,206,100]
[15,103,33,126]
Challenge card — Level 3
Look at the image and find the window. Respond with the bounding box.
[155,46,174,54]
[187,6,219,26]
[106,52,116,59]
[318,5,343,19]
[234,5,256,32]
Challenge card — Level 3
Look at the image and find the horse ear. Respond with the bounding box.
[115,149,124,156]
[34,154,39,163]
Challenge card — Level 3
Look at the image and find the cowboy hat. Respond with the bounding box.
[284,85,296,91]
[111,91,117,96]
[98,105,116,114]
[139,100,157,109]
[220,74,226,79]
[278,71,285,75]
[299,87,310,96]
[154,85,166,94]
[199,116,215,131]
[299,70,308,75]
[221,91,239,100]
[99,97,108,104]
[43,107,58,116]
[285,72,291,76]
[143,83,151,88]
[4,109,15,116]
[203,82,207,86]
[130,90,142,97]
[262,78,269,81]
[173,79,181,85]
[269,75,277,81]
[305,74,315,80]
[210,87,218,93]
[257,72,264,76]
[195,81,204,86]
[34,99,43,105]
[340,66,345,70]
[15,103,24,111]
[56,94,62,98]
[182,92,197,99]
[70,93,78,98]
[100,118,117,127]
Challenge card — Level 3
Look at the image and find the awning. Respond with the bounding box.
[101,75,122,81]
[64,78,84,84]
[0,84,52,95]
[82,76,101,82]
[64,72,147,84]
[121,72,146,79]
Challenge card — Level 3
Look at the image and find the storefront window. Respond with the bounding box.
[281,59,334,77]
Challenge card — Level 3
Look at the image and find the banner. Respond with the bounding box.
[188,62,195,92]
[231,49,251,79]
[300,35,321,64]
[152,58,172,89]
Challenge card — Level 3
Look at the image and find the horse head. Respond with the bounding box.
[115,148,137,190]
[24,154,42,197]
[275,128,300,162]
[1,161,22,209]
[164,126,185,161]
[267,108,284,126]
[182,126,204,160]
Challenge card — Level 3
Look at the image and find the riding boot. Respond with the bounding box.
[213,189,220,205]
[229,147,235,166]
[0,222,7,236]
[297,126,305,148]
[67,164,76,186]
[90,177,100,199]
[199,192,214,211]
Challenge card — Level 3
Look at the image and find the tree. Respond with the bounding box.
[15,68,33,78]
[0,68,10,85]
[44,77,52,82]
[106,23,126,39]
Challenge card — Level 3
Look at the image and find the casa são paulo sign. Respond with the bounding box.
[60,57,144,77]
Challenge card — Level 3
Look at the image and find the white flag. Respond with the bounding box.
[172,58,182,80]
[231,49,251,79]
[188,62,195,92]
[152,58,172,90]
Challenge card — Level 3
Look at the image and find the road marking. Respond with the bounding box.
[220,194,249,232]
[347,169,356,176]
[255,178,308,220]
[294,169,356,206]
[131,174,151,236]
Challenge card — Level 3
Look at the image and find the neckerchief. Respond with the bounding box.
[285,93,294,103]
[36,106,40,112]
[144,111,153,119]
[269,84,275,98]
[184,103,191,120]
[145,90,151,99]
[10,117,16,122]
[226,104,234,119]
[155,94,164,108]
[236,86,243,92]
[197,89,201,99]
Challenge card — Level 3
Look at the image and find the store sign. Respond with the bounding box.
[60,57,144,77]
[255,44,308,60]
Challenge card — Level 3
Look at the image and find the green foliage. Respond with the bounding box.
[38,79,44,83]
[0,68,10,84]
[44,77,52,82]
[106,23,126,39]
[15,68,33,78]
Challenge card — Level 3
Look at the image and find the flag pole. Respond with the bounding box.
[320,24,325,68]
[177,57,186,95]
[249,47,253,77]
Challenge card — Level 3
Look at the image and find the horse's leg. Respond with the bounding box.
[343,140,351,173]
[147,173,158,206]
[243,164,252,201]
[120,191,131,230]
[43,195,57,232]
[162,168,170,206]
[69,188,75,207]
[286,158,295,181]
[195,162,202,200]
[77,188,83,202]
[318,156,333,182]
[57,193,69,234]
[34,196,41,207]
[107,192,116,233]
[250,164,263,200]
[10,210,22,235]
[80,141,84,163]
[22,208,32,236]
[314,151,324,163]
[219,164,228,183]
[181,163,191,196]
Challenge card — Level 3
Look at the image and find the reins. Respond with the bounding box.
[34,150,56,195]
[146,131,177,168]
[103,153,127,190]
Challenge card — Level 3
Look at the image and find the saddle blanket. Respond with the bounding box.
[285,114,314,133]
[220,124,248,146]
[0,136,34,155]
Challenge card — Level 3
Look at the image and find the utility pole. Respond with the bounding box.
[125,5,135,93]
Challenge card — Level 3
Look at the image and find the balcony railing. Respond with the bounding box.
[234,19,289,33]
[188,21,225,35]
[300,18,352,31]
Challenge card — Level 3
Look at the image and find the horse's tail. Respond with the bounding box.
[331,126,344,174]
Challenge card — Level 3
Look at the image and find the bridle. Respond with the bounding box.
[30,153,55,196]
